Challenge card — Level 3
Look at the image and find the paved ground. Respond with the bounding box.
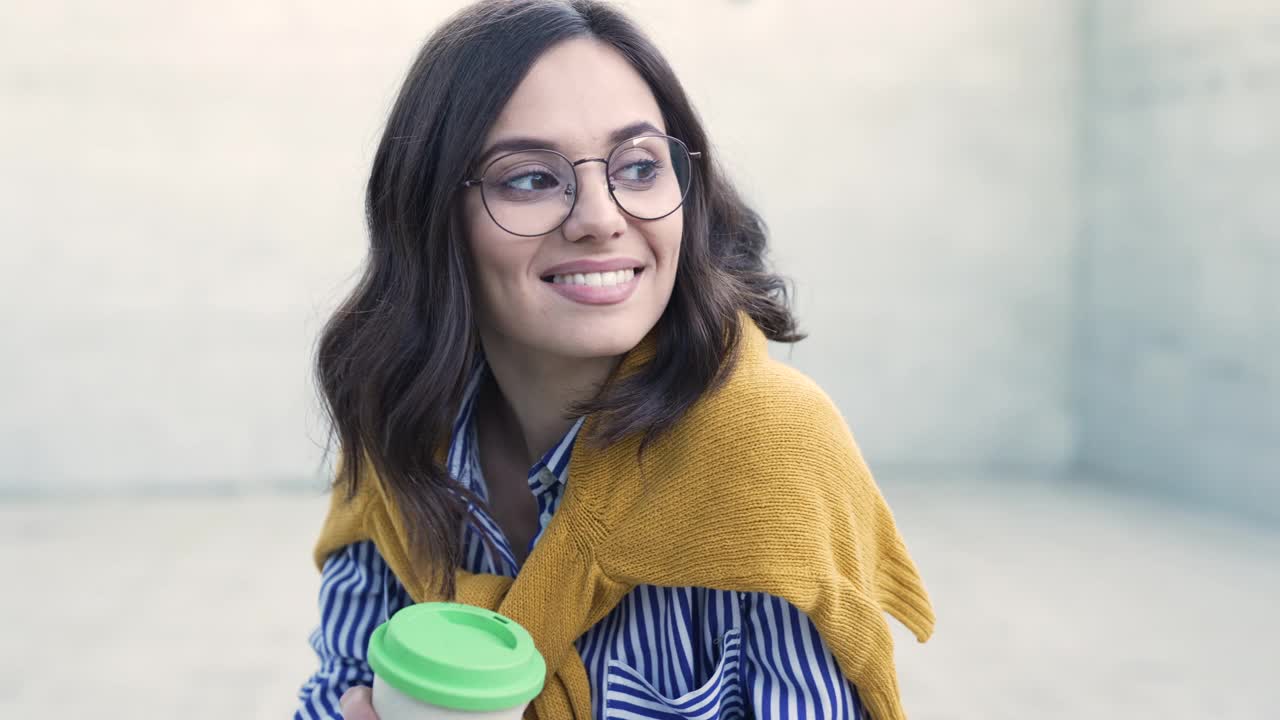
[2,473,1276,719]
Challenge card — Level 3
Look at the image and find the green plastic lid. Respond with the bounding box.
[367,602,546,712]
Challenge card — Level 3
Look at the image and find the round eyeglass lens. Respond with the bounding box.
[608,135,692,221]
[479,149,576,237]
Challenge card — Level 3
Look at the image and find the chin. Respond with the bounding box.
[550,320,651,360]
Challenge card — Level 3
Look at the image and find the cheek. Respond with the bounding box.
[655,215,683,268]
[469,239,526,300]
[463,204,511,300]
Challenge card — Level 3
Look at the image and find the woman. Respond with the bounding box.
[295,1,934,719]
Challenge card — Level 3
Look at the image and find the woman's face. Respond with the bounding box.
[463,38,682,363]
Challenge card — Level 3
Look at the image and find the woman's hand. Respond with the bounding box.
[339,686,380,720]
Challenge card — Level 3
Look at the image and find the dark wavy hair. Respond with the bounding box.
[314,0,803,598]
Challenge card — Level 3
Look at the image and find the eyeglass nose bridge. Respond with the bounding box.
[565,156,615,201]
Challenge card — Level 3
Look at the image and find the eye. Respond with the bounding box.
[502,170,561,192]
[615,159,660,183]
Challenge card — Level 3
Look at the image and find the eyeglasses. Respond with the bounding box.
[461,133,701,237]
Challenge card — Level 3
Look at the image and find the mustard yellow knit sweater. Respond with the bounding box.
[313,314,935,720]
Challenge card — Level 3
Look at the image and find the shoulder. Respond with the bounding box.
[596,349,884,591]
[628,345,875,525]
[313,450,381,571]
[686,349,860,463]
[663,347,881,543]
[589,319,876,553]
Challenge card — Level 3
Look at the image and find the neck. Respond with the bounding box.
[477,332,620,467]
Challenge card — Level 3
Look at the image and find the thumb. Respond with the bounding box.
[338,685,379,720]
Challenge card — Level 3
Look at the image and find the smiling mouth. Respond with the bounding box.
[540,267,644,286]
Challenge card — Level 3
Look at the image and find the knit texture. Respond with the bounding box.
[313,313,935,720]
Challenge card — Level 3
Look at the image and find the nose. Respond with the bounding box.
[560,160,626,243]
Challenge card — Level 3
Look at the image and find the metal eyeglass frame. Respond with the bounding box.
[460,133,702,237]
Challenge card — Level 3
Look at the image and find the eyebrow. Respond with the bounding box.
[475,120,663,168]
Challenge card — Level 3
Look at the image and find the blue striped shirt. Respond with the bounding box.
[296,363,866,720]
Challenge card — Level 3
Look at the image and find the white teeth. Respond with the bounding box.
[551,268,637,287]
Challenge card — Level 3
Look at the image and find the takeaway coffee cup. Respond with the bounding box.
[368,602,545,720]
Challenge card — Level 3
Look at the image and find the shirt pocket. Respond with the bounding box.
[602,626,746,720]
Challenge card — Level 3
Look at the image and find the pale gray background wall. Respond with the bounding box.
[3,4,1278,718]
[0,0,1273,521]
[1079,0,1280,520]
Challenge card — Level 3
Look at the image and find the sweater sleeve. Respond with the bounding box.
[294,541,413,720]
[742,592,868,720]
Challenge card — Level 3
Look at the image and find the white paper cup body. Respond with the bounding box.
[372,674,530,720]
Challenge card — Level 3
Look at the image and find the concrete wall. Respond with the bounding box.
[1078,1,1280,520]
[1,0,1074,492]
[663,1,1078,470]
